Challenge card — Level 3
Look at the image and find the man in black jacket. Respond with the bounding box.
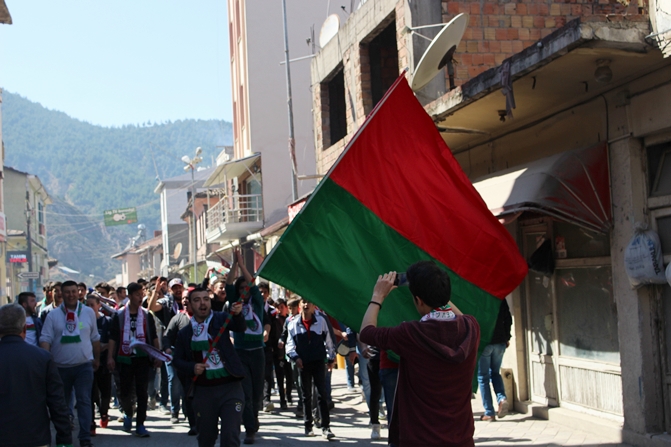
[0,303,73,447]
[173,287,246,447]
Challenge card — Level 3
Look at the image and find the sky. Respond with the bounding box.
[0,1,232,127]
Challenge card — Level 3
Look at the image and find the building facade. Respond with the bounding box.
[309,0,671,444]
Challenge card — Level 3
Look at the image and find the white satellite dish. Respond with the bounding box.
[173,242,183,260]
[411,13,469,92]
[319,14,340,48]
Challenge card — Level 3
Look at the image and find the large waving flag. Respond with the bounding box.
[258,75,527,347]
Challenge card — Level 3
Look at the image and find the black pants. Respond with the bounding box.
[263,347,274,404]
[192,381,244,447]
[118,357,150,426]
[92,366,112,422]
[273,351,293,405]
[160,362,169,406]
[368,356,382,425]
[299,361,329,430]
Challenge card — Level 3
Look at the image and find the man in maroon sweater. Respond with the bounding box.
[359,261,480,447]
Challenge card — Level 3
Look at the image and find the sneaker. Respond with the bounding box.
[100,415,109,428]
[379,408,387,420]
[159,404,171,415]
[371,424,381,440]
[187,427,198,436]
[296,409,304,419]
[280,402,288,410]
[263,402,274,412]
[111,400,120,409]
[134,425,150,437]
[480,414,496,421]
[497,399,509,418]
[347,386,356,392]
[243,431,255,444]
[148,397,157,411]
[80,441,94,447]
[117,414,125,423]
[305,428,315,437]
[171,414,179,424]
[322,427,335,440]
[122,416,132,433]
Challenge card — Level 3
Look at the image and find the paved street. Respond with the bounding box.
[82,369,632,447]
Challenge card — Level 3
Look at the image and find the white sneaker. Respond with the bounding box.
[497,399,509,418]
[264,402,275,412]
[371,424,381,440]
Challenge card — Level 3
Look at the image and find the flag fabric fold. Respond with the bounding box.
[258,75,527,347]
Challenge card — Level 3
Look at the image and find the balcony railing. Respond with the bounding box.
[207,194,263,231]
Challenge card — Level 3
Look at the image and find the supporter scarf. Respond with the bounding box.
[117,308,147,363]
[420,304,456,322]
[190,312,227,379]
[60,303,82,344]
[242,301,263,341]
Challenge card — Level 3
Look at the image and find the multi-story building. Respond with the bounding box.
[111,232,164,286]
[4,166,50,298]
[308,0,671,443]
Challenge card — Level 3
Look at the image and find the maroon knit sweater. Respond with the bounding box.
[360,314,480,447]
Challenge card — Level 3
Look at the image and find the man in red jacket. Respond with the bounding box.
[359,261,480,447]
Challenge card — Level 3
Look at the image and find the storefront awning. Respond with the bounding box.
[203,153,261,187]
[473,142,611,233]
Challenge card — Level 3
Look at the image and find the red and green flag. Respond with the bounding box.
[258,75,527,347]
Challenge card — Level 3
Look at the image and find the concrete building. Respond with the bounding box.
[111,233,163,286]
[154,167,214,277]
[309,0,671,444]
[4,166,51,298]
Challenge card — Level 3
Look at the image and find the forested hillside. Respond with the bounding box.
[2,90,232,278]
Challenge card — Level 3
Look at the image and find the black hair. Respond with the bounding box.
[61,280,78,290]
[116,286,126,294]
[150,276,159,282]
[258,281,270,291]
[137,278,148,285]
[187,287,210,300]
[86,293,100,303]
[127,282,143,295]
[52,281,62,289]
[234,276,248,295]
[187,283,197,288]
[406,261,451,309]
[77,282,87,289]
[17,291,36,306]
[95,282,112,293]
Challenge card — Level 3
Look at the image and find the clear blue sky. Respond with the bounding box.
[0,1,232,127]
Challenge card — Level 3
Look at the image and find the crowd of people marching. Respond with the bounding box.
[0,247,413,447]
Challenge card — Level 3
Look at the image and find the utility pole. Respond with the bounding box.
[190,167,198,285]
[282,0,299,202]
[25,189,33,293]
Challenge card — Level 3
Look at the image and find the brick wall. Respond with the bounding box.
[442,0,648,86]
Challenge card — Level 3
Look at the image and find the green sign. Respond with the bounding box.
[104,207,138,226]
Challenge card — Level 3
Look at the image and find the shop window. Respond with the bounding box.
[556,266,619,363]
[648,142,671,197]
[656,215,671,255]
[553,220,610,259]
[322,67,347,147]
[367,22,398,107]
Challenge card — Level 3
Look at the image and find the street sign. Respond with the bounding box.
[103,207,138,226]
[18,271,39,279]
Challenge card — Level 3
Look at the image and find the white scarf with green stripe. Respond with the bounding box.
[60,303,82,344]
[190,312,227,379]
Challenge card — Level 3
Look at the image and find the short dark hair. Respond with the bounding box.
[406,261,451,309]
[258,282,269,291]
[17,291,36,306]
[275,298,287,307]
[127,282,143,295]
[187,287,209,300]
[53,281,62,289]
[95,282,112,293]
[77,282,87,289]
[61,280,78,290]
[116,286,126,293]
[137,278,148,285]
[150,276,159,282]
[86,293,100,303]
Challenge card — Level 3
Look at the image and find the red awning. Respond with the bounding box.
[473,142,611,233]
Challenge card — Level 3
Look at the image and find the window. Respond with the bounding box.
[368,21,398,107]
[648,142,671,197]
[322,66,347,148]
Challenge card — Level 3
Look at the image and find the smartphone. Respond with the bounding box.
[394,272,409,287]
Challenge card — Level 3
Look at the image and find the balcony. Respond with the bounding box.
[206,194,264,243]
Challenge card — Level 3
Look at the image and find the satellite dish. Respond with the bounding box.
[319,14,340,48]
[411,13,469,92]
[173,242,183,260]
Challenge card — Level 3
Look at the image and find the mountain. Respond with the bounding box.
[2,90,232,278]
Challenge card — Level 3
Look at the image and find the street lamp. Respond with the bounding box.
[183,147,203,284]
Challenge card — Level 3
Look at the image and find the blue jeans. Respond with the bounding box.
[166,362,183,416]
[379,368,398,417]
[59,362,94,443]
[357,347,371,406]
[478,343,507,416]
[345,355,355,388]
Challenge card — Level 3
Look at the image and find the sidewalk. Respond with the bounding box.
[85,368,632,446]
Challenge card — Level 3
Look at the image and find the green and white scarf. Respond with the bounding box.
[190,312,228,379]
[60,303,83,344]
[242,301,263,342]
[420,304,456,322]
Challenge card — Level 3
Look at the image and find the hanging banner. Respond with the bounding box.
[104,208,138,226]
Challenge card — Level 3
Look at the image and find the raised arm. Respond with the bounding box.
[226,249,239,285]
[146,278,166,312]
[235,249,254,284]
